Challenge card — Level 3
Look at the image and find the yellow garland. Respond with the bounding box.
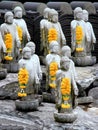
[76,47,84,52]
[4,55,13,61]
[61,103,70,109]
[18,67,29,97]
[18,68,29,85]
[60,78,71,101]
[4,33,13,53]
[16,26,23,42]
[48,28,58,43]
[18,92,27,97]
[49,61,58,88]
[76,25,83,44]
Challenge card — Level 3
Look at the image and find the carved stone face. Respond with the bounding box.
[14,6,22,18]
[22,47,31,59]
[4,11,13,24]
[43,7,50,19]
[76,11,83,20]
[14,10,22,18]
[83,10,88,22]
[61,46,71,58]
[26,42,35,55]
[52,14,58,23]
[61,57,70,71]
[23,51,31,59]
[49,41,60,54]
[6,15,13,24]
[62,60,70,70]
[74,7,83,20]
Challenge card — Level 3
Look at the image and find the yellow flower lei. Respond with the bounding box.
[49,61,58,88]
[48,28,58,43]
[76,25,83,44]
[75,25,84,52]
[4,33,13,61]
[60,77,71,109]
[16,26,23,51]
[16,26,23,42]
[4,33,13,52]
[18,67,29,97]
[76,47,84,52]
[60,78,71,100]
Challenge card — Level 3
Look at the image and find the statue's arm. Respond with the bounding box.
[23,20,31,41]
[90,23,96,43]
[58,22,66,46]
[71,73,78,96]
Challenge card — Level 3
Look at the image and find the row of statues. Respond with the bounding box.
[45,40,78,113]
[0,6,31,63]
[40,7,66,56]
[40,6,96,66]
[0,5,96,122]
[71,7,96,66]
[0,6,96,67]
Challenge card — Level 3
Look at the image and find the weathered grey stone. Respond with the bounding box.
[15,99,39,112]
[42,92,55,103]
[54,111,77,123]
[0,68,7,80]
[88,87,98,99]
[77,96,94,105]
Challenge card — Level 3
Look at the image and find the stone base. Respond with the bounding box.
[73,56,96,66]
[2,63,19,73]
[42,92,55,103]
[0,68,7,80]
[54,111,77,123]
[15,99,39,112]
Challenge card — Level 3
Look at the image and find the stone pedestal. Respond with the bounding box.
[15,99,39,112]
[2,63,19,73]
[42,92,55,103]
[73,56,96,66]
[54,111,77,123]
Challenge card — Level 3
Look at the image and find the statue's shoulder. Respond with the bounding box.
[18,58,25,64]
[1,23,6,28]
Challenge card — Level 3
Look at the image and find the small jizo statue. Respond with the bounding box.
[18,46,39,95]
[71,7,96,66]
[26,41,42,93]
[48,9,66,48]
[55,57,78,113]
[82,9,96,56]
[61,45,78,81]
[40,7,51,56]
[45,40,61,92]
[13,6,31,49]
[0,11,21,62]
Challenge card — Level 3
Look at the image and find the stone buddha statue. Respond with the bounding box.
[48,9,66,48]
[82,9,96,64]
[71,7,96,66]
[46,40,61,68]
[55,57,78,113]
[40,7,51,56]
[13,6,31,49]
[18,46,40,95]
[45,40,61,100]
[61,45,78,81]
[26,41,42,93]
[0,11,21,62]
[54,56,78,123]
